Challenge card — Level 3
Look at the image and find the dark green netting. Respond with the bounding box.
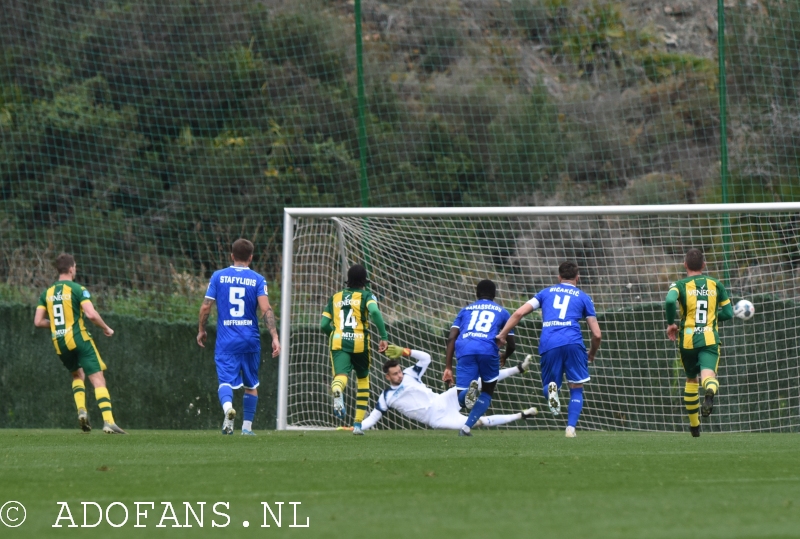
[0,0,798,319]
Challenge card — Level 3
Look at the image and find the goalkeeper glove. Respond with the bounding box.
[385,344,411,360]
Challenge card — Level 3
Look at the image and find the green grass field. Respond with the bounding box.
[0,430,797,539]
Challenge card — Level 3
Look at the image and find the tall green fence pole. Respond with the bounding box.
[718,0,732,284]
[354,0,373,275]
[355,0,369,207]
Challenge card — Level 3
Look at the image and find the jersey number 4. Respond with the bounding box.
[553,295,570,319]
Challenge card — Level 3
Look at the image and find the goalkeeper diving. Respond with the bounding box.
[360,344,538,431]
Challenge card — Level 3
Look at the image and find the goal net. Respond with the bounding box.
[278,204,800,432]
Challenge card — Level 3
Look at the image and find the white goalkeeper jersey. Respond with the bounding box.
[362,350,435,428]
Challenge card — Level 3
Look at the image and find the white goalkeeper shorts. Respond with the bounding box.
[427,387,469,430]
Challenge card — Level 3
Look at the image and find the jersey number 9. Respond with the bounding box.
[53,304,65,326]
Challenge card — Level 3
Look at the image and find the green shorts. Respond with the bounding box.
[679,344,720,379]
[58,340,107,376]
[330,349,371,379]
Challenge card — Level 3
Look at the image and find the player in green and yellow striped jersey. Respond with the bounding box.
[33,253,127,434]
[320,264,389,435]
[665,248,733,437]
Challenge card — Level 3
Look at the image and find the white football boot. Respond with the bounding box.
[547,382,561,415]
[519,354,533,374]
[221,408,236,435]
[464,380,480,411]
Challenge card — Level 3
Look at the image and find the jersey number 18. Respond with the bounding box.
[466,310,495,332]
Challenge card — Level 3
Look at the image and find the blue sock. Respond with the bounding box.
[218,385,233,410]
[458,389,468,408]
[243,393,258,422]
[567,387,584,428]
[464,392,492,429]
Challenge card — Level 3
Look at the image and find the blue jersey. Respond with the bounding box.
[205,266,268,355]
[531,283,596,354]
[452,299,512,357]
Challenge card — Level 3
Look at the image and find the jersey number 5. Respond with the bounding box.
[229,287,245,317]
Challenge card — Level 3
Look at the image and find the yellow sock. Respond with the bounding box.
[331,375,348,396]
[94,387,115,424]
[703,377,719,396]
[354,376,370,424]
[684,381,700,427]
[71,380,86,411]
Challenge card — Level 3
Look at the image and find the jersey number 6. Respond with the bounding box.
[695,300,708,324]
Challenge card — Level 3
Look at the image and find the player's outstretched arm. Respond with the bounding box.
[258,295,281,357]
[500,334,516,367]
[497,302,534,346]
[443,327,459,386]
[82,301,114,337]
[361,408,383,430]
[197,298,214,347]
[718,301,734,322]
[717,284,734,322]
[664,288,679,341]
[586,316,601,362]
[367,301,389,353]
[33,306,51,328]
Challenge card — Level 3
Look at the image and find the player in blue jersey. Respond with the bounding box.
[197,239,281,435]
[443,279,516,437]
[497,261,601,438]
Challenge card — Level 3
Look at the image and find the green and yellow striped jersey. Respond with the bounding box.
[321,288,379,353]
[669,275,731,350]
[36,281,95,355]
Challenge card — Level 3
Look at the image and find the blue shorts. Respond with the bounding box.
[215,352,261,389]
[455,354,500,390]
[540,344,590,391]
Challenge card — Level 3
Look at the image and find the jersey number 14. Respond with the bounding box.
[339,309,358,330]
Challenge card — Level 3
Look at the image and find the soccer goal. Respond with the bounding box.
[278,203,800,432]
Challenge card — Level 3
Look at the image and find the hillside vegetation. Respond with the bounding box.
[1,0,798,317]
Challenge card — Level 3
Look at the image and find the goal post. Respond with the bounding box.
[278,203,800,432]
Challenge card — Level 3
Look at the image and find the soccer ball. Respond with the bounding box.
[734,299,755,320]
